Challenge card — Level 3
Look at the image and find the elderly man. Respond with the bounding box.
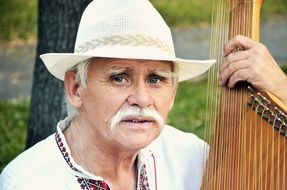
[1,0,286,190]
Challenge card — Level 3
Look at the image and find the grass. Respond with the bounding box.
[261,0,287,17]
[150,0,213,27]
[0,0,287,41]
[282,63,287,72]
[0,99,30,172]
[168,80,208,138]
[0,0,37,41]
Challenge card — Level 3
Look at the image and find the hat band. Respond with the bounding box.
[75,34,173,55]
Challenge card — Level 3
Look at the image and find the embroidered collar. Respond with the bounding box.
[55,117,153,190]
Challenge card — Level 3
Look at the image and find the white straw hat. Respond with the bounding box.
[40,0,215,82]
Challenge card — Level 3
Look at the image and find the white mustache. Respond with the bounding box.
[109,106,164,132]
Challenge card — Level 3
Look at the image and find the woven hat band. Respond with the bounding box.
[75,34,174,56]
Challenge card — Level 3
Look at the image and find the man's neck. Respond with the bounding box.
[64,117,139,189]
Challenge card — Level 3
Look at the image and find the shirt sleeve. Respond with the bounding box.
[0,169,34,190]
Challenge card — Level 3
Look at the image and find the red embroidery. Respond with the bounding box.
[151,154,158,190]
[138,164,150,190]
[55,132,78,172]
[76,176,110,190]
[55,131,80,172]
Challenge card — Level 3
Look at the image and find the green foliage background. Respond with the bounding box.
[0,0,287,41]
[0,99,29,172]
[0,0,37,41]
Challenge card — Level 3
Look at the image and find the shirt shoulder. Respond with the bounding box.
[149,125,208,190]
[2,134,56,173]
[159,125,207,154]
[0,134,70,189]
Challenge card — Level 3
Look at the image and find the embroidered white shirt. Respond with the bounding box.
[0,117,208,190]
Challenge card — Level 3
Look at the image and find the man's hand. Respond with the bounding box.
[219,35,287,104]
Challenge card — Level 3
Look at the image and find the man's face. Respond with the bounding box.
[77,58,177,150]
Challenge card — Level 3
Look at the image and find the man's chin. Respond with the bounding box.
[119,136,156,150]
[112,124,163,149]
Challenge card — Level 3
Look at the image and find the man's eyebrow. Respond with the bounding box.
[153,70,177,78]
[107,68,129,75]
[106,68,177,78]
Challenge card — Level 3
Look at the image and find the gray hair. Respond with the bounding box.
[65,59,91,117]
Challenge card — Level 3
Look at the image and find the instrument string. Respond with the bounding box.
[283,137,286,190]
[204,0,215,187]
[218,0,226,188]
[227,1,234,189]
[204,0,215,185]
[277,124,280,190]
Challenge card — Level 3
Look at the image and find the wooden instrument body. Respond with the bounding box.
[201,0,287,189]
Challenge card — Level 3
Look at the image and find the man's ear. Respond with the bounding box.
[64,70,83,108]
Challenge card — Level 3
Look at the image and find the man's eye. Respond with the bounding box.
[114,76,124,82]
[110,75,128,83]
[148,76,162,84]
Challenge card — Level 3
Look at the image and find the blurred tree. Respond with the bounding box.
[27,0,92,148]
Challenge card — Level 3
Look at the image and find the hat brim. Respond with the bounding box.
[40,53,215,82]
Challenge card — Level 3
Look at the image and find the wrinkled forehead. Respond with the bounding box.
[88,57,175,72]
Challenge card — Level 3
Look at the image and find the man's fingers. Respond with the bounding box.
[219,58,249,86]
[223,35,258,56]
[224,50,250,63]
[220,49,250,74]
[227,68,250,88]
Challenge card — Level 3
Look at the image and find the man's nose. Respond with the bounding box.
[127,82,153,108]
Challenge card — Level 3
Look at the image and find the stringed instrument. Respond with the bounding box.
[201,0,287,189]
